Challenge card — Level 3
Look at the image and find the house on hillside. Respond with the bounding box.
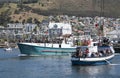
[48,22,72,38]
[106,26,120,39]
[5,23,37,40]
[3,23,24,39]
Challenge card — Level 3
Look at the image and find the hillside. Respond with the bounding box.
[35,0,120,17]
[21,0,120,17]
[0,0,120,25]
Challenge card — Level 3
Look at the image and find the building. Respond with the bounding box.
[48,22,72,38]
[106,26,120,39]
[0,23,38,40]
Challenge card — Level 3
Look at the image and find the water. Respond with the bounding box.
[0,48,120,78]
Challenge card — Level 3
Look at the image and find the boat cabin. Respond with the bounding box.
[72,46,114,58]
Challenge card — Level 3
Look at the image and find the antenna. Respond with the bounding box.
[100,0,104,17]
[100,0,104,36]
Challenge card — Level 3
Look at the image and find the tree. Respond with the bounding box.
[34,18,40,24]
[22,19,26,24]
[27,17,33,23]
[0,10,11,26]
[15,20,19,23]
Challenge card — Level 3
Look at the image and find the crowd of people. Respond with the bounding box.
[72,47,113,58]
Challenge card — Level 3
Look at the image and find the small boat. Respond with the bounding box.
[4,41,12,51]
[4,47,12,51]
[71,43,115,65]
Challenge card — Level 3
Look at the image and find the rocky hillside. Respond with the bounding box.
[0,0,120,25]
[37,0,120,17]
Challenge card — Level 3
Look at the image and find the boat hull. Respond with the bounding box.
[71,54,114,65]
[72,60,108,65]
[18,43,76,56]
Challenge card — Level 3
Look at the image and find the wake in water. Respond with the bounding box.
[115,53,120,56]
[107,54,120,66]
[109,64,120,65]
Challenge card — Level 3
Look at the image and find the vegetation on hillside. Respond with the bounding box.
[0,0,120,26]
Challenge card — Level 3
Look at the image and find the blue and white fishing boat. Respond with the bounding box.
[71,43,115,65]
[17,41,76,56]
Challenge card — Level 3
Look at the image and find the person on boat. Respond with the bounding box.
[103,49,106,56]
[98,52,103,57]
[85,48,89,54]
[95,52,99,57]
[82,40,88,46]
[87,39,91,46]
[82,52,86,58]
[78,48,83,57]
[106,49,112,55]
[91,53,95,57]
[83,48,89,57]
[91,52,100,57]
[75,48,79,57]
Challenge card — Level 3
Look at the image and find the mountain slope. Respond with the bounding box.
[0,0,120,25]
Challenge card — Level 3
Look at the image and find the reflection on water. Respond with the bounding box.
[71,65,120,78]
[72,65,111,75]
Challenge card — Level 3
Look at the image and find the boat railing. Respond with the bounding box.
[72,52,113,58]
[72,48,113,58]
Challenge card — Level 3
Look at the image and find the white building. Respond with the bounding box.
[106,26,120,39]
[6,23,37,39]
[24,23,37,34]
[48,22,72,36]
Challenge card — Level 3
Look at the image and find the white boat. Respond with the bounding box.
[71,41,115,65]
[4,47,12,51]
[4,41,12,51]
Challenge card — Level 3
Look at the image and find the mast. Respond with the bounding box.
[100,0,104,17]
[99,0,104,37]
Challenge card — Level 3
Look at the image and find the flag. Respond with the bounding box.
[95,23,98,28]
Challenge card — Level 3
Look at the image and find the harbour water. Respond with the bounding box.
[0,48,120,78]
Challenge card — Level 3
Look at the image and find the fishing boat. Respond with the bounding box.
[17,40,76,56]
[71,42,115,65]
